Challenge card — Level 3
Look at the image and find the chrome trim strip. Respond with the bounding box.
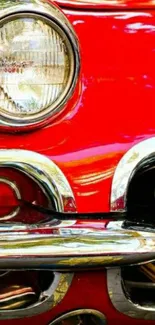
[50,309,107,324]
[0,272,73,319]
[107,268,155,320]
[0,0,80,130]
[0,149,76,214]
[0,220,155,269]
[110,137,155,211]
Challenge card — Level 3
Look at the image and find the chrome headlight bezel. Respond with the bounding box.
[0,0,80,130]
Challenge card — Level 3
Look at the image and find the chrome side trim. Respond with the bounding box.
[50,309,107,324]
[0,220,155,269]
[107,268,155,320]
[110,137,155,211]
[0,149,76,214]
[0,0,80,130]
[0,272,73,319]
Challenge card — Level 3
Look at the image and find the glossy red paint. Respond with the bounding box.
[1,9,155,213]
[55,0,155,10]
[1,5,155,325]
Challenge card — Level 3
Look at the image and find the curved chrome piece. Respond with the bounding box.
[0,220,155,269]
[0,272,73,319]
[0,149,76,214]
[110,137,155,211]
[50,309,107,325]
[0,177,21,220]
[108,137,155,319]
[107,268,155,320]
[0,0,80,130]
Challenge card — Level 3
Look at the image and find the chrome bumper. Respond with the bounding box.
[0,220,154,270]
[0,148,153,270]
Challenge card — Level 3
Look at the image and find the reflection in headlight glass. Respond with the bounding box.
[0,17,71,117]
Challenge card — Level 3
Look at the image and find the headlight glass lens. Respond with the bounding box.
[0,16,73,120]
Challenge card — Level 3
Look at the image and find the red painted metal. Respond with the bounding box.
[1,271,155,325]
[1,4,155,324]
[1,8,155,214]
[55,0,155,11]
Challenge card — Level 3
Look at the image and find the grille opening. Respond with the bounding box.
[0,270,55,310]
[127,164,155,222]
[122,264,155,307]
[37,270,55,291]
[122,162,155,307]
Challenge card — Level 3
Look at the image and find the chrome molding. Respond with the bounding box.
[0,149,75,319]
[0,220,155,270]
[0,149,76,214]
[107,268,155,320]
[108,137,155,319]
[0,272,73,319]
[110,137,155,211]
[0,0,80,130]
[50,309,107,324]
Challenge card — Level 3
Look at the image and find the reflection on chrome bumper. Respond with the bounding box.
[0,220,154,270]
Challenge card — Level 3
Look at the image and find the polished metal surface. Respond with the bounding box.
[110,137,155,211]
[0,272,73,319]
[108,137,155,319]
[0,177,21,220]
[0,220,154,269]
[50,309,107,325]
[0,0,80,130]
[107,268,155,320]
[124,280,155,289]
[0,149,76,216]
[0,149,74,318]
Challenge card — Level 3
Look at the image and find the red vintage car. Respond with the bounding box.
[0,0,155,324]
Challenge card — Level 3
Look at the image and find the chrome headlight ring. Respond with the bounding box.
[0,0,80,130]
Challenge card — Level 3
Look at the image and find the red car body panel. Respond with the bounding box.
[1,8,155,214]
[1,2,155,324]
[1,271,154,325]
[55,0,155,10]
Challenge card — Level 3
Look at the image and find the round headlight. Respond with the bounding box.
[0,1,80,129]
